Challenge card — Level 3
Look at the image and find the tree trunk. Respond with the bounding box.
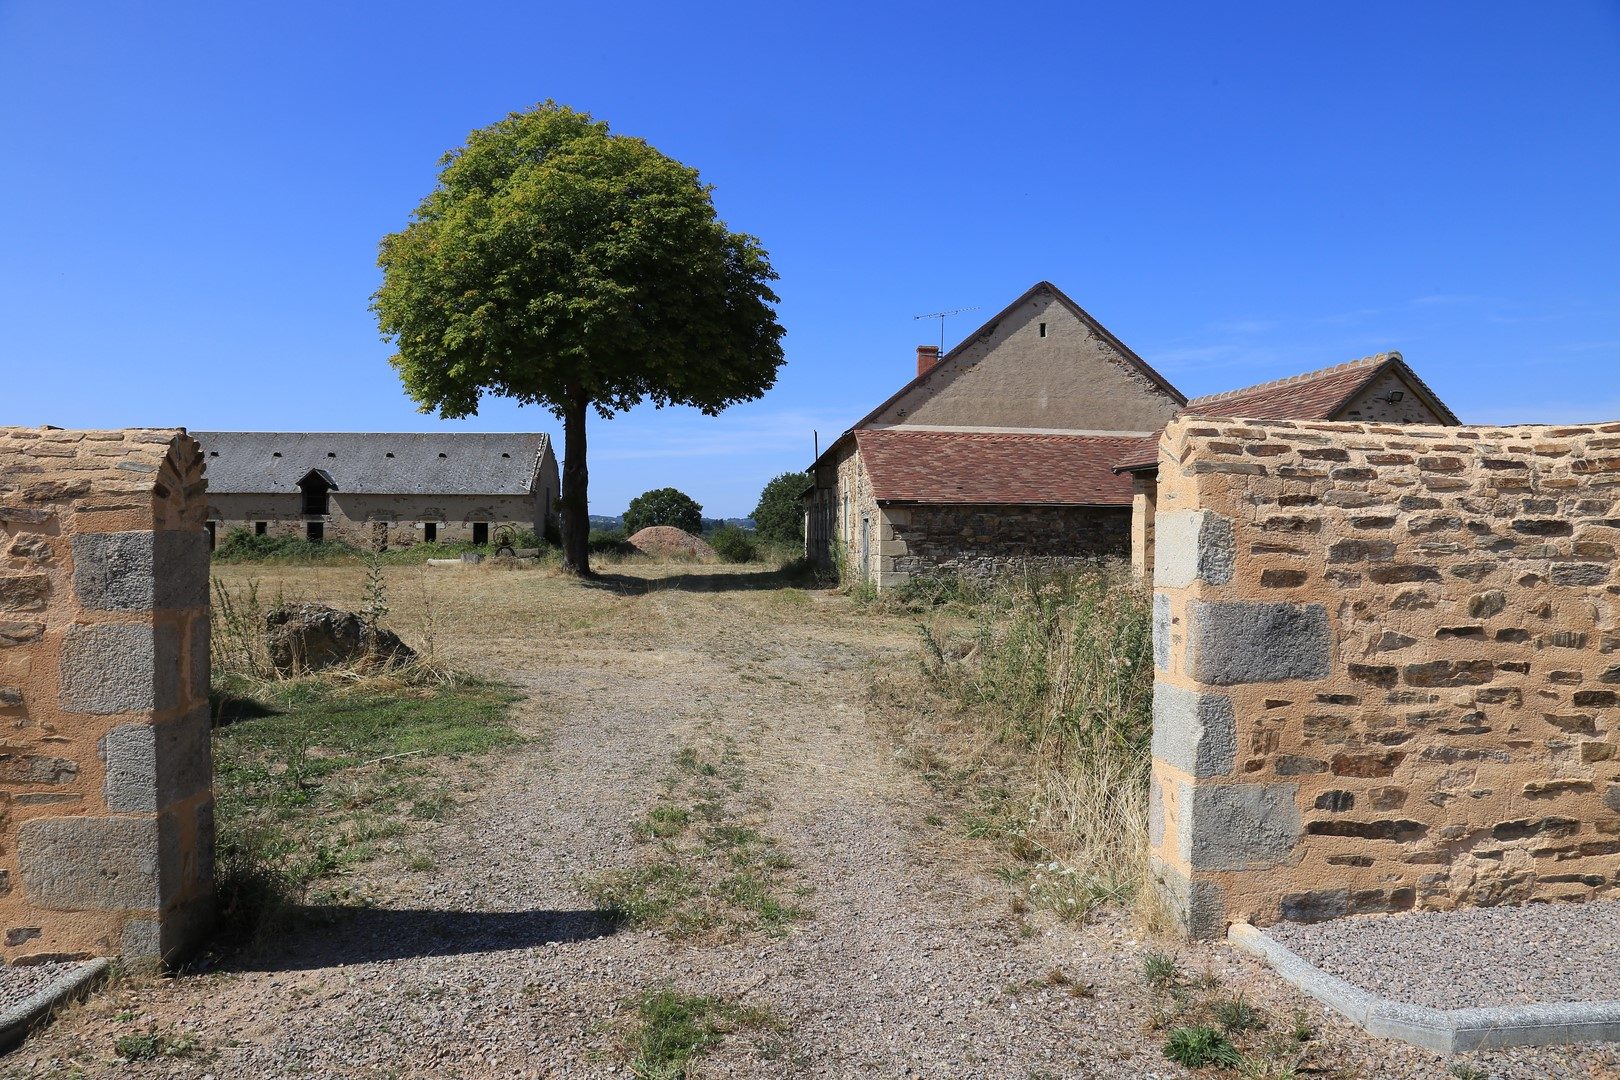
[560,390,591,577]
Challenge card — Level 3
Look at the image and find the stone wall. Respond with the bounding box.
[882,504,1129,586]
[0,428,213,963]
[1150,416,1620,938]
[208,492,550,550]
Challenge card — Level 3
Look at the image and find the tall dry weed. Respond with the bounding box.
[911,562,1155,920]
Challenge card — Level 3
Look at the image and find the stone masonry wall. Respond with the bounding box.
[1150,416,1620,938]
[0,428,213,963]
[208,492,548,550]
[880,504,1129,587]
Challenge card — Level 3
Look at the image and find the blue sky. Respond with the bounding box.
[3,2,1617,516]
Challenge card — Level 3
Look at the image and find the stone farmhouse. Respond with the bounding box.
[805,282,1459,589]
[194,432,559,551]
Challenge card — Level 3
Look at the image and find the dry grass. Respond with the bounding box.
[871,562,1158,926]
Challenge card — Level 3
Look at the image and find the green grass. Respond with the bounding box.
[211,673,519,948]
[114,1032,200,1061]
[1163,1026,1242,1070]
[580,744,809,940]
[625,989,781,1080]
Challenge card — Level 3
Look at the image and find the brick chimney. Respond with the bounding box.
[916,345,941,376]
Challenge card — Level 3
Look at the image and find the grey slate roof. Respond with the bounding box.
[192,432,550,496]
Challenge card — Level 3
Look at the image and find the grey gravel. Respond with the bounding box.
[0,963,89,1019]
[1269,901,1620,1010]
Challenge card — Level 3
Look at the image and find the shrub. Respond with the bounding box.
[751,471,809,545]
[708,524,756,563]
[589,528,636,555]
[624,487,703,535]
[213,528,362,563]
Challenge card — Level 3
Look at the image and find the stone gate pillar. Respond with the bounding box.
[0,428,212,963]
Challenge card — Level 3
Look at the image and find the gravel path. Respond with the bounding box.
[0,963,90,1019]
[10,565,1620,1078]
[1269,901,1620,1011]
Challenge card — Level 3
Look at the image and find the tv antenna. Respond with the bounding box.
[913,306,980,351]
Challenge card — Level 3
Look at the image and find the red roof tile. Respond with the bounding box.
[855,429,1142,506]
[1182,352,1456,423]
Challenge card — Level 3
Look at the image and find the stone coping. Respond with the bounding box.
[1230,923,1620,1054]
[0,959,110,1052]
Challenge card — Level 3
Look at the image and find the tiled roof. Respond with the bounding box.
[193,432,550,495]
[1112,436,1163,473]
[1181,352,1458,422]
[855,429,1141,506]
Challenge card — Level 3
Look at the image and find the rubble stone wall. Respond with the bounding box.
[0,428,213,963]
[880,504,1129,586]
[1150,416,1620,937]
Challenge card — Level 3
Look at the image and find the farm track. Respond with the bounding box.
[8,563,1620,1079]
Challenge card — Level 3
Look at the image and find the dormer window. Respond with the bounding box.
[297,469,335,516]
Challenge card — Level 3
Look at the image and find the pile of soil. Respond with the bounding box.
[626,526,717,561]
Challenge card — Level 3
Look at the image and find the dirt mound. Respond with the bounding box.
[626,526,717,561]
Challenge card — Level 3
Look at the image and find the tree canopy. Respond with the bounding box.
[373,102,785,574]
[623,487,703,536]
[751,471,810,545]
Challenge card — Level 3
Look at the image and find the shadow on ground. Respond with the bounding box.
[583,568,822,594]
[226,907,615,973]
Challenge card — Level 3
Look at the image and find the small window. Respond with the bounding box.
[205,521,217,550]
[208,451,218,457]
[254,521,267,536]
[472,522,489,546]
[306,521,324,543]
[1038,322,1047,338]
[423,522,437,543]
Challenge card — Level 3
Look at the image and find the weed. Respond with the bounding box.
[114,1032,199,1060]
[624,988,781,1080]
[405,852,436,872]
[1163,1025,1242,1070]
[1141,949,1181,990]
[1289,1008,1314,1043]
[1214,992,1265,1035]
[1451,1066,1489,1080]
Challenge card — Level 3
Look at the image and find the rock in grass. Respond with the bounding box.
[265,603,415,675]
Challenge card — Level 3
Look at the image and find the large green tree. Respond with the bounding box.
[623,487,703,536]
[373,102,785,575]
[751,471,810,545]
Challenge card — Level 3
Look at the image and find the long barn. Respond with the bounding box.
[194,431,559,550]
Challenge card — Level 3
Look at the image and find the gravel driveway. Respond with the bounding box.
[9,564,1620,1078]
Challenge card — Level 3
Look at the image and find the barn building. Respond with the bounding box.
[805,282,1458,590]
[194,431,559,551]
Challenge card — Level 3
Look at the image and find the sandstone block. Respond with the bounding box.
[1186,601,1330,685]
[1180,782,1300,870]
[1154,510,1235,589]
[1154,864,1228,939]
[18,816,162,911]
[1151,683,1236,777]
[73,531,209,612]
[0,573,50,612]
[60,623,181,715]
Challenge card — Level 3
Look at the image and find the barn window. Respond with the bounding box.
[205,521,217,550]
[306,521,324,543]
[472,522,489,545]
[423,522,437,543]
[254,521,267,536]
[298,469,334,516]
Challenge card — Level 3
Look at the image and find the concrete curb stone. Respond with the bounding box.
[1230,922,1620,1053]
